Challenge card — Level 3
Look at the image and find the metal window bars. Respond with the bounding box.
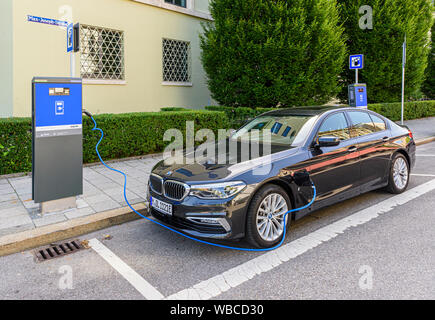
[163,38,191,83]
[80,25,125,80]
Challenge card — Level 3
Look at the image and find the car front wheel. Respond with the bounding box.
[245,184,292,248]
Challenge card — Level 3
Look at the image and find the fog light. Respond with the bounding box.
[187,217,231,232]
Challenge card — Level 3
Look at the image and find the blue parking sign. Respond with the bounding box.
[349,54,364,69]
[67,23,74,53]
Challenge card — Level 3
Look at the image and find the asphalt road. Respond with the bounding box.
[1,142,434,300]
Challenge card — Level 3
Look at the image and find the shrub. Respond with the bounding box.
[337,0,433,103]
[0,111,230,175]
[0,118,32,175]
[200,0,347,108]
[368,100,435,121]
[160,107,191,112]
[422,22,435,100]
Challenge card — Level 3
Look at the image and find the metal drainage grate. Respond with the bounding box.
[34,240,85,262]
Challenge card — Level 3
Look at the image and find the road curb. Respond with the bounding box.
[416,137,435,146]
[0,203,148,257]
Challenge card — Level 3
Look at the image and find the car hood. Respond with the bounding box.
[152,139,299,182]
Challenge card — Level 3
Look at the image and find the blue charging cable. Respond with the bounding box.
[87,114,316,252]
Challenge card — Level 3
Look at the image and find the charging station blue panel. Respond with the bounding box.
[354,85,367,107]
[348,83,368,108]
[34,82,82,128]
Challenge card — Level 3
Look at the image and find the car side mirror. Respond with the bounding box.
[315,136,341,148]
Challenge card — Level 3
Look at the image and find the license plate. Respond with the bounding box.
[151,197,172,216]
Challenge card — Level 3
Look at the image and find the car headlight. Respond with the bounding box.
[189,181,246,200]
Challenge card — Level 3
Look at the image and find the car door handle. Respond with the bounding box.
[348,146,358,153]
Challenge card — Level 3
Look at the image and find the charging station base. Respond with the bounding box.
[41,197,77,215]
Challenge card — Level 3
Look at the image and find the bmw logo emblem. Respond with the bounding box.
[166,171,173,176]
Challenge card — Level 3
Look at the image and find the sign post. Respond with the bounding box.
[401,35,407,125]
[67,23,74,77]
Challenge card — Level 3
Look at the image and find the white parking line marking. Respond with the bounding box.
[166,179,435,300]
[89,238,164,300]
[416,154,435,157]
[411,174,435,177]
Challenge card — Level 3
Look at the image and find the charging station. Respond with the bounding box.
[348,83,368,109]
[348,54,368,109]
[32,77,83,209]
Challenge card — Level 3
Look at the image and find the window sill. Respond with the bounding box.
[83,79,127,85]
[162,81,192,87]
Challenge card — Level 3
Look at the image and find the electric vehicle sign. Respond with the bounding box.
[349,54,364,69]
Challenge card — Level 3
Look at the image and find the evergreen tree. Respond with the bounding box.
[200,0,347,108]
[422,22,435,100]
[337,0,433,103]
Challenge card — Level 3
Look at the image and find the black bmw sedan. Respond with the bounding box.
[147,106,415,248]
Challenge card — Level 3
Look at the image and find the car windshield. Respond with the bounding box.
[231,114,318,146]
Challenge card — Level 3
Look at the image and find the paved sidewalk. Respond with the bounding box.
[403,117,435,141]
[0,156,161,237]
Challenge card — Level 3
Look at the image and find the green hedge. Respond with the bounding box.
[160,107,190,112]
[0,118,33,175]
[368,101,435,122]
[0,111,230,175]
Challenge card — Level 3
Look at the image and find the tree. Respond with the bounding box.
[422,22,435,100]
[337,0,433,103]
[200,0,347,108]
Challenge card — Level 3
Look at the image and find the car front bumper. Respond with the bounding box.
[147,186,250,240]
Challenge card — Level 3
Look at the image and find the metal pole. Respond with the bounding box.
[401,34,406,125]
[356,69,359,84]
[70,52,75,78]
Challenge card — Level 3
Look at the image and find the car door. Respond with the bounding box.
[304,112,361,205]
[346,110,391,191]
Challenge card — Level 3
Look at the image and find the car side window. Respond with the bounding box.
[369,114,387,132]
[347,111,377,137]
[317,113,351,141]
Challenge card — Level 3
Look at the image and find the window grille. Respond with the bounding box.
[80,25,125,80]
[163,38,191,83]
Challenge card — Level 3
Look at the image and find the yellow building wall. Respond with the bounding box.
[12,0,213,117]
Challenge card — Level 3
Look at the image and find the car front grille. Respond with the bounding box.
[164,180,188,201]
[149,174,163,194]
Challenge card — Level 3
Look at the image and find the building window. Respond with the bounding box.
[164,0,187,8]
[162,38,191,83]
[80,25,125,80]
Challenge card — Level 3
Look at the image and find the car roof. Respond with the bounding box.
[261,105,352,117]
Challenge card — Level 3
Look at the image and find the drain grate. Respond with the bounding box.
[34,240,85,262]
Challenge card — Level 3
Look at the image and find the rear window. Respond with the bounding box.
[347,111,377,137]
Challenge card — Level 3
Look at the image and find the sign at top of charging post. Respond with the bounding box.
[349,54,364,70]
[67,23,74,53]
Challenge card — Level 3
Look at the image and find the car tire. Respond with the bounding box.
[386,153,410,194]
[245,184,292,248]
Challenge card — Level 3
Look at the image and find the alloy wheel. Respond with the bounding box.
[256,193,289,242]
[393,157,409,190]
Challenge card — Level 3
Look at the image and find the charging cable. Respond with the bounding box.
[84,111,316,252]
